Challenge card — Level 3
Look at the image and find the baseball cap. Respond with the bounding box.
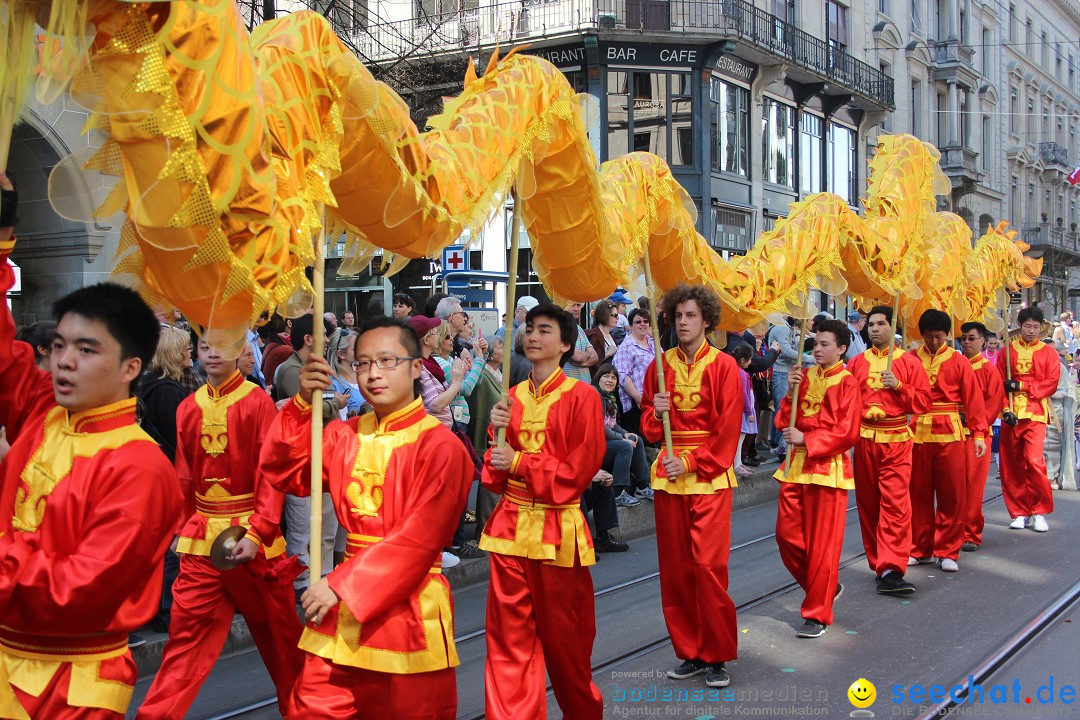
[847,310,864,323]
[408,315,441,338]
[608,290,632,305]
[516,296,539,311]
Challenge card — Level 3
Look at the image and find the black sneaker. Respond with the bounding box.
[449,543,486,560]
[667,659,708,680]
[797,620,827,638]
[875,572,916,595]
[128,633,147,649]
[705,664,731,687]
[961,541,979,552]
[743,457,761,467]
[595,533,629,553]
[834,583,844,601]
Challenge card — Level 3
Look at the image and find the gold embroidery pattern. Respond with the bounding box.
[194,379,258,458]
[1013,341,1035,375]
[799,364,848,418]
[917,346,954,387]
[13,402,150,533]
[862,347,904,391]
[346,408,442,518]
[513,379,576,453]
[666,346,718,413]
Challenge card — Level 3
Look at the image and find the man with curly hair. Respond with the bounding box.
[640,284,742,688]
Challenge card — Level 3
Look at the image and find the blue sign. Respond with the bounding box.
[441,246,469,288]
[450,288,495,305]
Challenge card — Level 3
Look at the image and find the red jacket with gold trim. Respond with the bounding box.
[908,345,987,443]
[0,238,183,715]
[260,395,472,674]
[994,339,1060,424]
[480,368,605,568]
[639,341,742,494]
[969,354,1005,431]
[175,370,285,557]
[846,346,931,443]
[773,362,861,489]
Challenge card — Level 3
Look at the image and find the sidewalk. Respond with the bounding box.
[132,454,785,677]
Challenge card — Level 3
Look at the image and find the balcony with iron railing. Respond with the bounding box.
[1038,141,1070,169]
[345,0,894,107]
[1024,223,1080,257]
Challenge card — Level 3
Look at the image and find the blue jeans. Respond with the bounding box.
[604,434,650,491]
[770,372,790,452]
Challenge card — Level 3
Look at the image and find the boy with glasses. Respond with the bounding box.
[260,317,473,718]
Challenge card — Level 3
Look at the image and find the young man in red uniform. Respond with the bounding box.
[908,309,987,573]
[774,319,861,638]
[0,173,183,719]
[958,322,1005,551]
[481,303,606,720]
[847,305,930,595]
[640,284,742,687]
[260,316,473,719]
[995,306,1060,533]
[137,340,303,719]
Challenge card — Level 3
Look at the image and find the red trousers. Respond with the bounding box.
[1000,420,1054,518]
[964,437,993,545]
[853,438,913,576]
[654,490,737,665]
[7,654,135,719]
[775,482,847,626]
[137,554,304,720]
[289,654,456,719]
[484,553,602,720]
[909,441,967,561]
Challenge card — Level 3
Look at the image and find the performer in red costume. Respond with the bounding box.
[995,306,1060,533]
[260,316,473,719]
[481,303,606,720]
[773,319,861,638]
[137,340,303,719]
[640,284,741,687]
[958,322,1005,551]
[907,309,987,573]
[846,305,930,595]
[0,171,183,719]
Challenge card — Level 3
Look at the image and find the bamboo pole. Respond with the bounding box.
[496,191,522,448]
[309,207,326,581]
[784,293,813,477]
[885,293,901,372]
[1002,290,1016,418]
[641,244,673,460]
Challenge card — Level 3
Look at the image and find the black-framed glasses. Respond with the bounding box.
[352,356,418,374]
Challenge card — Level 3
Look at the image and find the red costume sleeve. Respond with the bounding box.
[802,375,862,458]
[1025,347,1062,400]
[246,390,287,545]
[505,385,605,505]
[258,396,346,497]
[638,359,662,444]
[956,356,988,439]
[895,353,933,414]
[0,445,182,632]
[774,392,793,429]
[980,363,1006,425]
[0,239,54,443]
[327,429,472,623]
[173,399,199,534]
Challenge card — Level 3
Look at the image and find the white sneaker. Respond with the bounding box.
[441,551,461,570]
[940,558,959,572]
[1032,515,1049,533]
[907,556,933,566]
[1009,516,1028,530]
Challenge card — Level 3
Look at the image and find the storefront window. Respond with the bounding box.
[827,123,856,204]
[762,98,795,187]
[799,113,823,194]
[712,204,753,253]
[605,69,695,166]
[710,78,749,176]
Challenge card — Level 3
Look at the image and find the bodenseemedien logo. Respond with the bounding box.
[847,678,876,717]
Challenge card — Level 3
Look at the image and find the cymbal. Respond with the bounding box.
[209,525,248,571]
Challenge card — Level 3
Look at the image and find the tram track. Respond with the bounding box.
[200,493,1008,720]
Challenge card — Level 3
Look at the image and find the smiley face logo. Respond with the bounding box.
[848,678,876,709]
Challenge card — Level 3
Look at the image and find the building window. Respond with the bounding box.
[911,80,922,136]
[826,0,848,53]
[1070,55,1076,90]
[879,0,889,15]
[710,78,750,176]
[799,113,824,194]
[935,0,948,40]
[982,28,992,79]
[762,98,795,188]
[958,7,966,43]
[607,70,695,166]
[711,204,753,253]
[563,70,586,93]
[1056,44,1063,80]
[911,0,922,33]
[1008,4,1016,43]
[1009,87,1018,136]
[936,90,947,146]
[1041,31,1049,69]
[982,115,991,170]
[1026,18,1033,54]
[959,88,970,146]
[827,123,856,204]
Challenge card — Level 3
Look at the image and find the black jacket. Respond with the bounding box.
[138,374,189,463]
